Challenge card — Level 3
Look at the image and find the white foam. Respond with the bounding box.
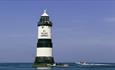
[37,67,51,69]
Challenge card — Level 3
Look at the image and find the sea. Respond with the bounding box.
[0,63,115,70]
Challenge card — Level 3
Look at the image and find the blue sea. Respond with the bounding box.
[0,63,115,70]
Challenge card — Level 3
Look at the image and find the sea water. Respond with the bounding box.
[0,63,115,70]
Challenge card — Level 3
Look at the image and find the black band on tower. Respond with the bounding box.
[34,57,54,64]
[37,39,52,47]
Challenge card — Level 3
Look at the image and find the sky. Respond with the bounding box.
[0,0,115,63]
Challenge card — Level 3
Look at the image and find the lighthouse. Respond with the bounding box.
[33,10,55,67]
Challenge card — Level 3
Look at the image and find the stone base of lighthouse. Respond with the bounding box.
[34,57,54,66]
[33,57,55,67]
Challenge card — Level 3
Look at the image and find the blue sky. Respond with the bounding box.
[0,0,115,63]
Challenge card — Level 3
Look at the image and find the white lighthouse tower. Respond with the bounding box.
[34,10,55,67]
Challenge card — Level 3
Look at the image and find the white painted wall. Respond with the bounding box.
[36,48,53,57]
[38,26,52,39]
